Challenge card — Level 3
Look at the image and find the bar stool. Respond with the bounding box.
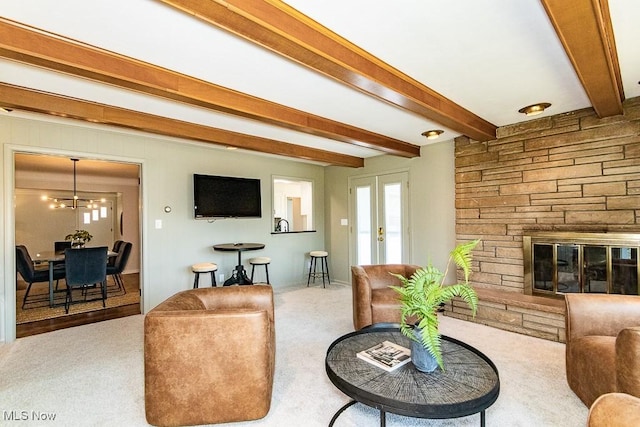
[192,262,218,288]
[249,257,271,284]
[307,251,330,288]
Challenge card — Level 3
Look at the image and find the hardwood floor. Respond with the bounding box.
[16,303,141,338]
[16,273,141,338]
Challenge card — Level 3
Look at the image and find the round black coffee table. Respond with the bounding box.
[325,325,500,427]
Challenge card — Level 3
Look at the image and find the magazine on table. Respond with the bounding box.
[356,340,411,372]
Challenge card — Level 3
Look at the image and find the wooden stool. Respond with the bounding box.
[249,257,271,284]
[307,251,330,288]
[192,262,218,288]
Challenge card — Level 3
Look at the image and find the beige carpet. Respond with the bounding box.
[0,283,588,426]
[15,274,140,324]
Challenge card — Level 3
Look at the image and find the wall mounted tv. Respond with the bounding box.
[193,174,262,219]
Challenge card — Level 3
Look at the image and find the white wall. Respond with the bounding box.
[1,113,325,342]
[324,141,456,284]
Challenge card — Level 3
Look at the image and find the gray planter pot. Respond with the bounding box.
[411,327,439,372]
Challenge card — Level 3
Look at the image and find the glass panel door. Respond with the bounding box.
[584,246,608,293]
[378,173,408,264]
[532,244,554,292]
[350,172,409,265]
[612,247,638,295]
[355,181,374,265]
[525,232,640,296]
[557,244,580,293]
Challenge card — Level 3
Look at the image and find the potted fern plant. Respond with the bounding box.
[65,229,93,248]
[390,239,480,372]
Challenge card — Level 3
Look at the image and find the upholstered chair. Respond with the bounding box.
[588,393,640,426]
[16,245,65,308]
[106,241,132,294]
[351,264,421,330]
[63,246,108,314]
[144,284,275,426]
[565,293,640,408]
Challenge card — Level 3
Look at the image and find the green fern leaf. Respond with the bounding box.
[450,239,480,282]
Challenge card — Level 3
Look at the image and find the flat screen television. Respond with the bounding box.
[193,174,262,219]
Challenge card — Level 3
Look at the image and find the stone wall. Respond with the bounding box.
[445,288,566,342]
[455,97,640,293]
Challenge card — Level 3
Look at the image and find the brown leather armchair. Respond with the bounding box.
[351,264,420,330]
[144,285,275,426]
[588,393,640,426]
[565,293,640,408]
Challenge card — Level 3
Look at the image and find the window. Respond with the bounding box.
[272,177,314,232]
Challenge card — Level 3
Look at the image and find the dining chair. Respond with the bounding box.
[16,245,66,309]
[106,241,132,294]
[52,241,72,288]
[63,246,108,314]
[54,241,72,255]
[107,240,125,267]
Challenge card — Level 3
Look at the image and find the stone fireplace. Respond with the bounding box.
[449,98,640,342]
[523,232,640,297]
[455,98,640,297]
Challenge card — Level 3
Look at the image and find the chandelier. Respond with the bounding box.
[41,158,107,222]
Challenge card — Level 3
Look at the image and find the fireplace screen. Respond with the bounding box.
[524,232,640,296]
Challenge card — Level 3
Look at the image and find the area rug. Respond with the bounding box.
[15,274,140,324]
[0,283,588,426]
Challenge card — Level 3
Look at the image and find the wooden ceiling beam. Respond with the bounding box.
[158,0,497,142]
[0,19,417,158]
[541,0,623,117]
[0,83,364,168]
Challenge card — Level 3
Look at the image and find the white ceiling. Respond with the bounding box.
[1,0,639,165]
[14,153,140,179]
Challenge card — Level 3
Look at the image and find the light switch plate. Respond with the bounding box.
[155,219,162,229]
[340,218,348,226]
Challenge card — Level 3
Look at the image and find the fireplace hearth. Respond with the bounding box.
[523,232,640,297]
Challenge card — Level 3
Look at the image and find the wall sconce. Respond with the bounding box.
[518,103,551,116]
[421,130,444,140]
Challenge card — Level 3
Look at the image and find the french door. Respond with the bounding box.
[350,172,409,265]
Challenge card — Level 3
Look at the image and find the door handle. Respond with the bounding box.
[378,227,384,242]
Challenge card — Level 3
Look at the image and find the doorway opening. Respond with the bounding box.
[13,152,142,337]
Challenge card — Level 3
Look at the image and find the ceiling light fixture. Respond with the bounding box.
[421,130,444,140]
[41,158,106,219]
[518,102,551,116]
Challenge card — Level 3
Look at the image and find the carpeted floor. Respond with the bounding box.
[0,283,588,426]
[15,273,140,324]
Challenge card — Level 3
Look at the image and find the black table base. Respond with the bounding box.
[213,243,265,286]
[328,400,486,427]
[329,400,357,427]
[223,265,253,286]
[329,399,390,427]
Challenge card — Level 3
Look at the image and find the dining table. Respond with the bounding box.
[33,249,117,308]
[212,243,265,285]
